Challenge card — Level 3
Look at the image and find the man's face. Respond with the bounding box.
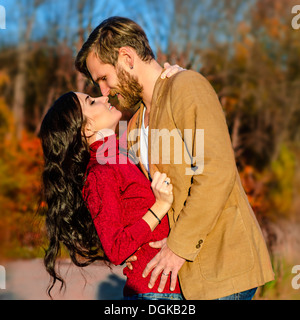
[86,51,143,109]
[114,64,143,109]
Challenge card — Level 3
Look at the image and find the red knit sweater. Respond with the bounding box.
[82,134,181,296]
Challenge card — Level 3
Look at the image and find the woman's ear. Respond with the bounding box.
[118,46,135,70]
[82,118,93,138]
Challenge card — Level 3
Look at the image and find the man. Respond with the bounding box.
[75,16,274,300]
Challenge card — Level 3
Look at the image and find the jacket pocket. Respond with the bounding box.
[199,206,254,282]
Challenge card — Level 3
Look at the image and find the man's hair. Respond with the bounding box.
[75,16,155,81]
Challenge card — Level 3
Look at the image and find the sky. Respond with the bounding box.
[0,4,5,30]
[0,0,176,54]
[0,0,254,70]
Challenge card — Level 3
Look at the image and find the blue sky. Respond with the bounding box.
[0,0,176,54]
[0,0,252,67]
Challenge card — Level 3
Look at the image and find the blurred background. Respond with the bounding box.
[0,0,300,300]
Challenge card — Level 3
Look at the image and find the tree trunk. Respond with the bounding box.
[12,1,38,140]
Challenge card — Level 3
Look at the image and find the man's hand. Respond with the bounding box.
[161,62,185,79]
[142,238,185,292]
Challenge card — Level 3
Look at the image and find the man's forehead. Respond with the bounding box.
[86,51,104,68]
[86,52,114,81]
[86,52,104,80]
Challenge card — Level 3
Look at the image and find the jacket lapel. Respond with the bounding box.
[148,77,164,179]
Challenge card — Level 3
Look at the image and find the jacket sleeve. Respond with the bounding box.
[84,165,152,265]
[166,71,237,261]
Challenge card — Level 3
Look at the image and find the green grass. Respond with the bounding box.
[255,257,300,300]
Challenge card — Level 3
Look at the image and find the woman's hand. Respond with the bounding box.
[161,62,186,79]
[126,172,173,271]
[151,171,173,210]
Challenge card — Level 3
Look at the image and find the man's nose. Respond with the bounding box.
[99,96,109,103]
[99,82,110,97]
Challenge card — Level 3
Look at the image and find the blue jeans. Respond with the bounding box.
[124,293,184,300]
[215,287,257,300]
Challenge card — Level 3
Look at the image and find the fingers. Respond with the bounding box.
[149,238,167,249]
[158,270,170,292]
[160,62,173,79]
[142,255,159,279]
[125,255,137,270]
[160,62,186,79]
[148,269,176,293]
[146,238,167,288]
[151,172,173,208]
[160,63,171,79]
[151,171,163,187]
[161,65,179,79]
[148,267,177,292]
[126,255,137,262]
[170,271,178,292]
[161,180,173,195]
[151,172,172,193]
[163,62,171,69]
[148,244,185,292]
[151,171,166,186]
[148,265,163,290]
[156,172,168,189]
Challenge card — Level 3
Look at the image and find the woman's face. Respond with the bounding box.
[76,92,122,136]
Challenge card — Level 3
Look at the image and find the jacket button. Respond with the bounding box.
[196,239,203,249]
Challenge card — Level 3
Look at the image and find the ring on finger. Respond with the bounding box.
[162,271,169,276]
[163,180,170,185]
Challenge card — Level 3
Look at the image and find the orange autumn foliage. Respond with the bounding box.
[0,99,45,258]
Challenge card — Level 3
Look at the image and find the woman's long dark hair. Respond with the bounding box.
[39,92,108,298]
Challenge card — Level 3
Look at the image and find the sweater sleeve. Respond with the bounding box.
[84,165,152,265]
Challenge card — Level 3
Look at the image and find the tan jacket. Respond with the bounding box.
[127,70,274,300]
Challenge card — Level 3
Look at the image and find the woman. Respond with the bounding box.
[39,91,183,300]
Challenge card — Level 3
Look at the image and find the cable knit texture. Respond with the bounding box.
[82,134,181,296]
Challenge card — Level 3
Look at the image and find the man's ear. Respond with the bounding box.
[118,46,135,70]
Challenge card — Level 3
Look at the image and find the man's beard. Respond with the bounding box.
[112,65,143,110]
